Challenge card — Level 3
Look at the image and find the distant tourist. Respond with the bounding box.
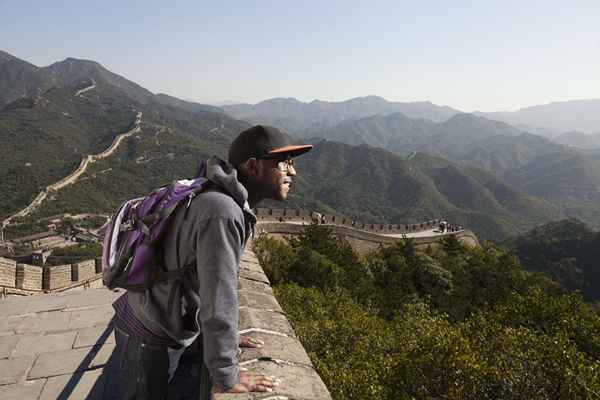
[111,125,312,398]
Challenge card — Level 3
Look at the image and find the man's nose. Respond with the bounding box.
[287,164,297,176]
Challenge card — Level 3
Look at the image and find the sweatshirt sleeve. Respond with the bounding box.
[195,216,243,390]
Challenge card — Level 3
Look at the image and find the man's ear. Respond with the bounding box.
[244,158,261,177]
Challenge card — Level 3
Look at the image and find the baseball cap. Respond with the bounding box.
[228,125,313,166]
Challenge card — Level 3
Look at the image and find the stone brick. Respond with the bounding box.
[73,325,115,348]
[239,331,313,367]
[0,355,35,385]
[16,264,42,291]
[28,343,115,379]
[238,291,282,313]
[239,268,270,284]
[11,331,77,358]
[0,257,17,287]
[217,360,330,400]
[0,379,45,400]
[0,335,19,359]
[43,264,72,290]
[239,308,295,337]
[68,305,114,330]
[24,294,69,313]
[238,278,273,296]
[38,368,106,400]
[16,310,71,334]
[71,260,95,281]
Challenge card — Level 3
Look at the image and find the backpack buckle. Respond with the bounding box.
[120,220,134,232]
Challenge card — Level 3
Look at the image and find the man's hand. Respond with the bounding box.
[217,371,280,393]
[239,335,264,348]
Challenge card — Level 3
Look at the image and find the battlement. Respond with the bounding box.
[254,207,460,234]
[0,256,102,295]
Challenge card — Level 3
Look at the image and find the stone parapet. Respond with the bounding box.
[16,264,42,291]
[0,256,17,287]
[43,265,72,290]
[72,260,95,282]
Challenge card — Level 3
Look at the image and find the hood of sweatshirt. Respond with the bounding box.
[205,157,256,223]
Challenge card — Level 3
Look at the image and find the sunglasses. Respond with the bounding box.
[256,155,295,173]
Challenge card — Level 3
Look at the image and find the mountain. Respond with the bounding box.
[153,93,224,114]
[311,112,566,172]
[222,96,461,135]
[552,131,600,149]
[0,50,248,220]
[0,50,57,105]
[477,99,600,135]
[503,150,600,228]
[317,112,436,154]
[284,140,561,241]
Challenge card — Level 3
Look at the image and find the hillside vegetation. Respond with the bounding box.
[254,224,600,400]
[508,219,600,302]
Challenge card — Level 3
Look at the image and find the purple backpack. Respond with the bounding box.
[102,177,211,291]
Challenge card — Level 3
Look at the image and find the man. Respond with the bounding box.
[112,125,313,399]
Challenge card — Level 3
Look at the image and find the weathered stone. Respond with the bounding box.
[239,260,264,273]
[24,294,69,314]
[65,288,123,309]
[16,263,42,291]
[239,308,295,337]
[0,316,26,335]
[239,268,270,284]
[239,331,313,367]
[43,265,72,290]
[0,299,29,318]
[68,304,114,330]
[38,368,106,400]
[0,335,19,359]
[15,310,71,334]
[238,278,273,296]
[73,325,115,348]
[0,355,35,385]
[0,379,45,400]
[233,360,330,400]
[11,331,77,358]
[28,344,115,379]
[71,260,96,282]
[239,291,283,313]
[0,257,17,287]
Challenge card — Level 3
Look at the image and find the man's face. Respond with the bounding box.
[259,157,296,201]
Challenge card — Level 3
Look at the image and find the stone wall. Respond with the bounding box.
[257,222,479,255]
[16,263,42,291]
[72,260,95,281]
[43,264,72,290]
[0,257,17,287]
[0,257,103,293]
[255,207,445,234]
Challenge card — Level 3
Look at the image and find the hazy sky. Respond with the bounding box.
[1,0,598,111]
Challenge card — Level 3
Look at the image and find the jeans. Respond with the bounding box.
[114,325,213,400]
[114,325,170,400]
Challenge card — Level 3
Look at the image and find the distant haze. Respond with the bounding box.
[1,0,598,112]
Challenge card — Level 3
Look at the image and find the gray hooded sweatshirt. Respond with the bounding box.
[124,157,256,390]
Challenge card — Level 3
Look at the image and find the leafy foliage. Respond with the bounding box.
[254,225,600,399]
[508,219,600,301]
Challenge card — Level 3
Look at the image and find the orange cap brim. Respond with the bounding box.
[267,144,314,157]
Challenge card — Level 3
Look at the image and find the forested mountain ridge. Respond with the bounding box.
[223,96,460,135]
[311,111,567,173]
[285,140,562,241]
[0,50,248,220]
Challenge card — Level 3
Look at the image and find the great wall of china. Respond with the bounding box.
[0,207,477,296]
[1,112,142,230]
